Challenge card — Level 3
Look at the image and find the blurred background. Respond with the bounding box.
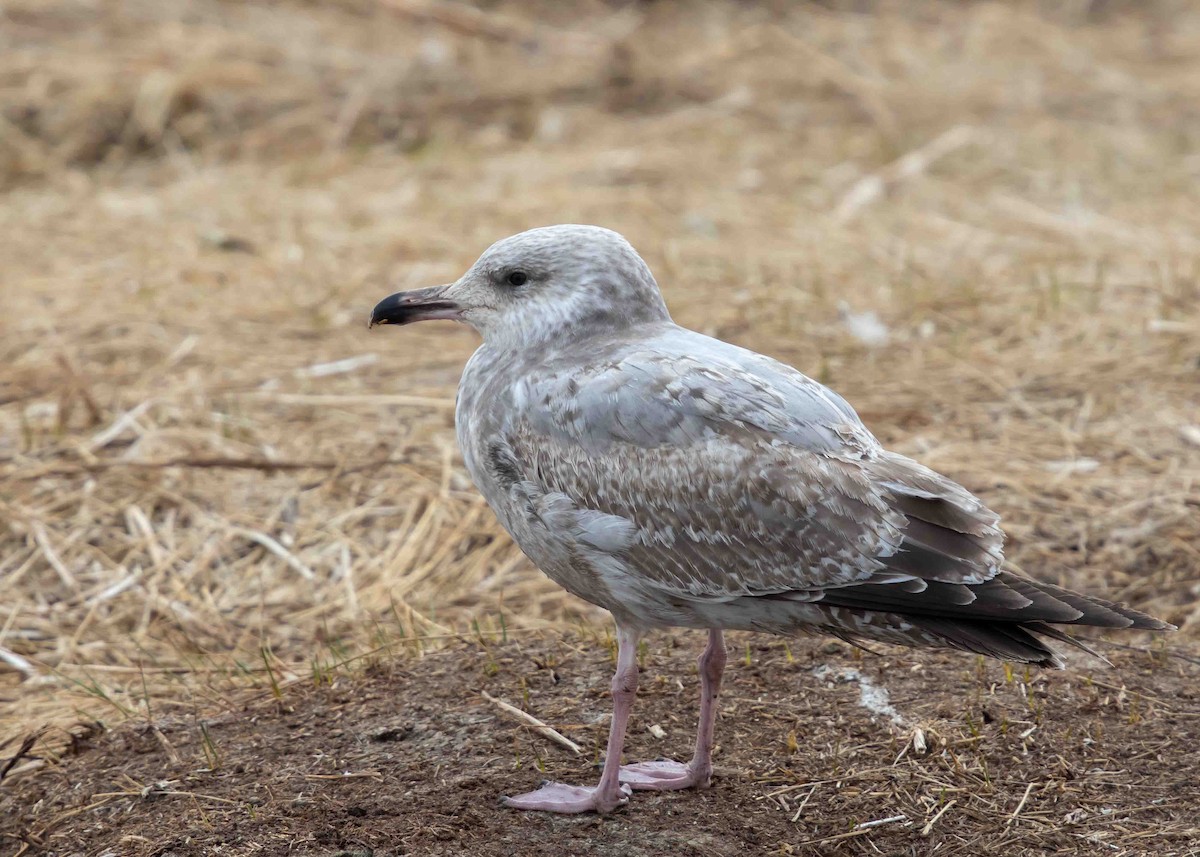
[1,0,1198,742]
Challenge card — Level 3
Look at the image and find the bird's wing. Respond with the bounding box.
[499,333,1013,605]
[491,330,1167,659]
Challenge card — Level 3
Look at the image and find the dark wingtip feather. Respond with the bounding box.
[1025,622,1112,667]
[907,616,1067,668]
[904,608,1173,671]
[1119,612,1175,632]
[1017,576,1175,632]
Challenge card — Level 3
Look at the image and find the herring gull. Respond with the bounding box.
[369,224,1171,814]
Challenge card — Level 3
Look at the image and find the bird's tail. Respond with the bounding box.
[900,580,1173,669]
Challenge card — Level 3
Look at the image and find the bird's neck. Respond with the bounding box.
[483,314,673,358]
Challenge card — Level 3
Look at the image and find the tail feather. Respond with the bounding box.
[908,616,1065,668]
[812,574,1173,669]
[849,449,1173,665]
[1017,577,1169,630]
[898,580,1173,669]
[818,570,1171,631]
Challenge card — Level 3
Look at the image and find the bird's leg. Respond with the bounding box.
[501,625,640,814]
[689,627,727,784]
[620,628,727,791]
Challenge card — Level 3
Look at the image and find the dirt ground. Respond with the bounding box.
[2,0,1200,854]
[4,633,1199,856]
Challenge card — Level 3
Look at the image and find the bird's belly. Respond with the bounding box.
[497,508,722,629]
[491,499,615,607]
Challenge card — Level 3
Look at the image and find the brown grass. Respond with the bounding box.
[1,0,1198,837]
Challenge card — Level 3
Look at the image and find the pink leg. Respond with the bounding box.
[620,628,726,791]
[502,625,640,814]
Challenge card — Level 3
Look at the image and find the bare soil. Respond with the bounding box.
[3,633,1198,856]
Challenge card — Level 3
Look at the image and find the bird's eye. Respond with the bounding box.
[505,271,528,287]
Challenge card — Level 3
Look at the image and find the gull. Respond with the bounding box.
[369,225,1171,814]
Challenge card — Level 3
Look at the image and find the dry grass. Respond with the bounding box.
[1,0,1198,805]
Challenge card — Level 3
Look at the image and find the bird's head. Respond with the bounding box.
[369,225,671,349]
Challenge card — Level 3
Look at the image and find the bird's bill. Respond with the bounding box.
[369,285,462,327]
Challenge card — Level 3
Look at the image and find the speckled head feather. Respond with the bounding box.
[444,225,671,349]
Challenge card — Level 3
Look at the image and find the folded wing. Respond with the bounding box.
[500,334,1169,666]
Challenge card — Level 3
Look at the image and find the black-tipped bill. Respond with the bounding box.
[369,286,461,328]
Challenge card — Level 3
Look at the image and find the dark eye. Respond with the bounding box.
[506,271,528,287]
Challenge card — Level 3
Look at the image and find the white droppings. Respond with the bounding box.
[814,665,906,727]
